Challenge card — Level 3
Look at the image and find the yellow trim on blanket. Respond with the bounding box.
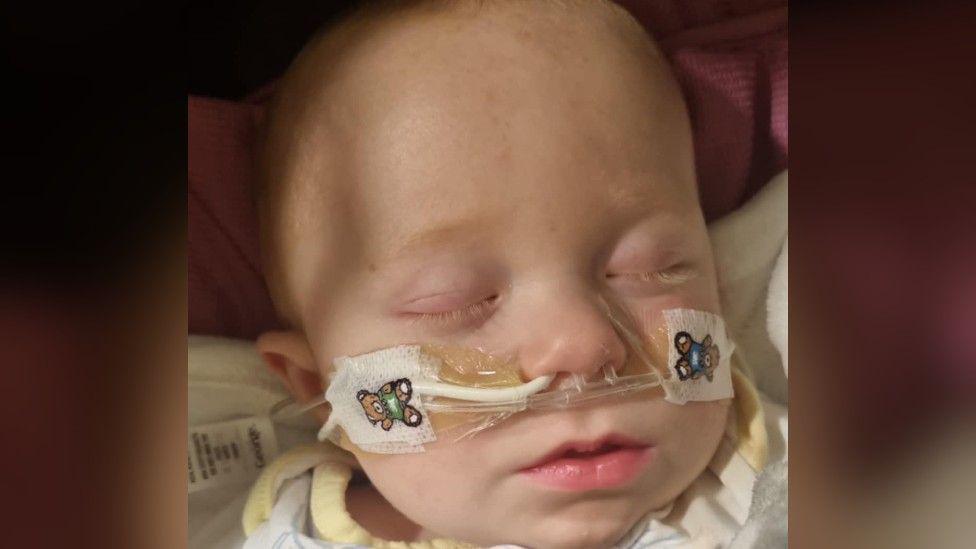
[242,442,474,548]
[242,443,357,535]
[309,460,475,549]
[731,364,769,472]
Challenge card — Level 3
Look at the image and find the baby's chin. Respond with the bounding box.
[513,513,648,549]
[436,487,658,549]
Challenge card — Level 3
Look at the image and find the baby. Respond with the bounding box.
[246,1,762,547]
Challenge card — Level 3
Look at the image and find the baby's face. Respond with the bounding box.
[268,5,728,548]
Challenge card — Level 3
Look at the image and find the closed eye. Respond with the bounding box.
[606,263,697,285]
[407,294,499,326]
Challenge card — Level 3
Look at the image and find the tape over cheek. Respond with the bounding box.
[320,345,438,454]
[660,308,735,404]
[316,308,736,455]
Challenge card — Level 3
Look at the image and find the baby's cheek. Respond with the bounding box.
[671,400,729,455]
[634,399,729,507]
[360,451,447,490]
[356,443,495,535]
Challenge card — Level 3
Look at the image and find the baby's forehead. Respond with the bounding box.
[286,9,691,205]
[264,2,701,310]
[278,2,680,161]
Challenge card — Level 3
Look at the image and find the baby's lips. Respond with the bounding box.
[519,432,651,471]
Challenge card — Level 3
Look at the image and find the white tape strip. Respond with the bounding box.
[323,345,437,453]
[661,309,735,404]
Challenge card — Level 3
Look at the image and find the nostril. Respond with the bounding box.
[570,372,586,392]
[546,364,615,392]
[546,372,587,392]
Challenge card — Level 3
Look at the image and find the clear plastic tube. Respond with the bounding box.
[297,296,736,453]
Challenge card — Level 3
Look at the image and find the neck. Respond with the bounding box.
[345,473,435,542]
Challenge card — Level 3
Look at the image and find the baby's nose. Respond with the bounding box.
[518,295,627,387]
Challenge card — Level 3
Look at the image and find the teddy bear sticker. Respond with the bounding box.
[357,378,424,431]
[673,332,720,382]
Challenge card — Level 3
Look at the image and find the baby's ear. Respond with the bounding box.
[256,330,328,422]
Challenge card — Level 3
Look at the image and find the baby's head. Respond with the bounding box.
[255,1,729,547]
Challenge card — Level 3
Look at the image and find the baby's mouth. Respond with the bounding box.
[524,435,648,467]
[518,434,653,491]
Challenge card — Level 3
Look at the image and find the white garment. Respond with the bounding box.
[709,171,788,405]
[244,474,363,549]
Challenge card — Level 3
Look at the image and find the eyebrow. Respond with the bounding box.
[386,215,497,260]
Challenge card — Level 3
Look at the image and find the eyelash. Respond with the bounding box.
[407,262,691,326]
[410,295,498,326]
[607,264,695,285]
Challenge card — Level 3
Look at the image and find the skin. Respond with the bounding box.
[257,3,730,548]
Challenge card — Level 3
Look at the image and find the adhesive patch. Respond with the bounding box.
[661,309,735,404]
[323,345,437,454]
[318,309,736,454]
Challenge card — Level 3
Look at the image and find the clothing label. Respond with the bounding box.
[188,416,279,494]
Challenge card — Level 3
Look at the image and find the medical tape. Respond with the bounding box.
[313,308,734,453]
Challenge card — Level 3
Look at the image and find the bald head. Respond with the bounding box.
[256,0,693,325]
